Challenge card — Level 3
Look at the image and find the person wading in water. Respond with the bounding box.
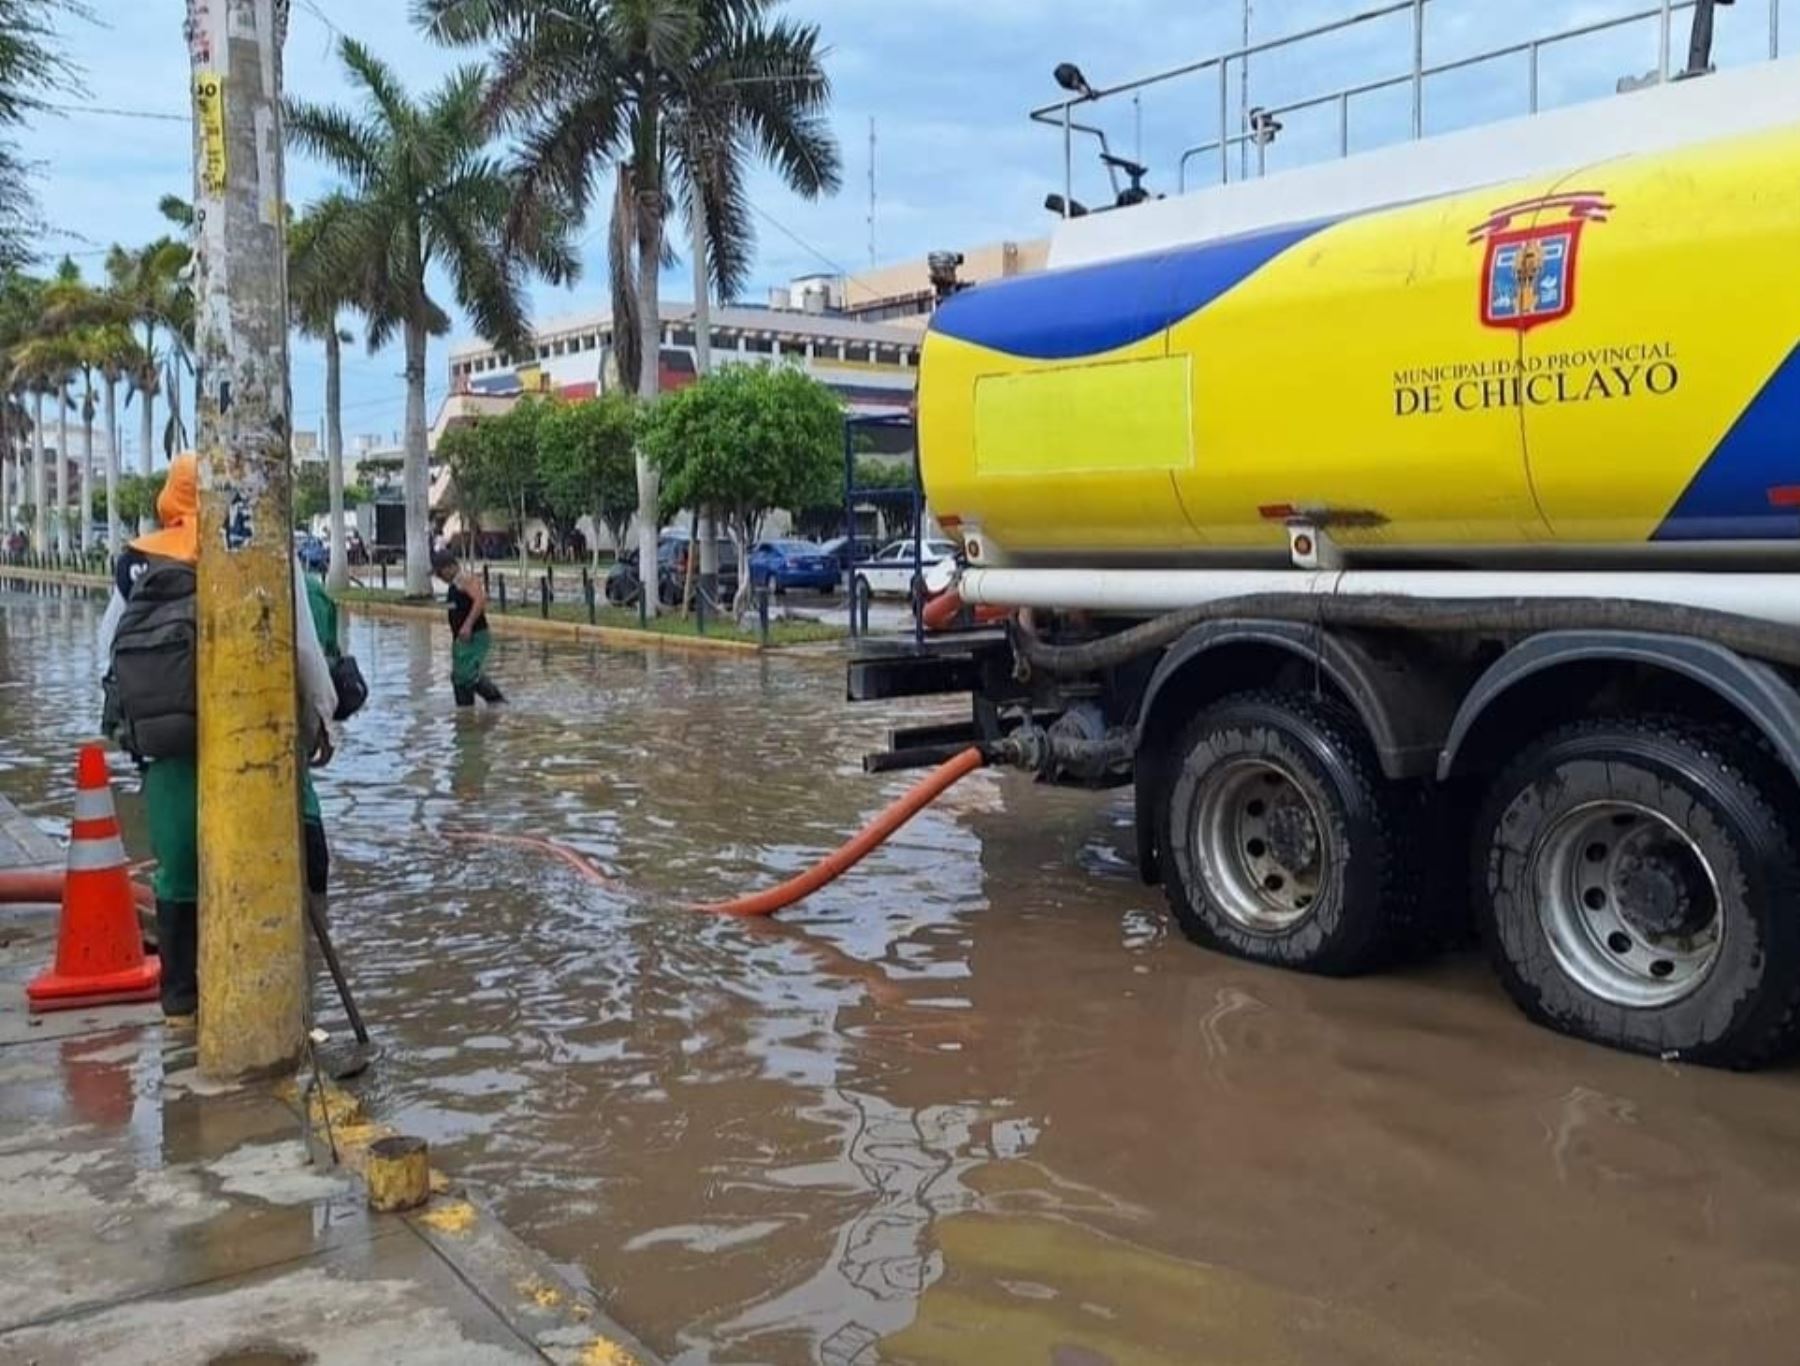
[433,548,505,707]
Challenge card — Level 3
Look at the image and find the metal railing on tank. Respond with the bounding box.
[1027,0,1784,208]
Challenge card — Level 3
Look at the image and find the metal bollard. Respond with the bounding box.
[858,585,871,635]
[696,587,707,636]
[584,573,596,625]
[482,563,491,594]
[757,583,771,648]
[498,575,508,613]
[545,561,553,591]
[379,561,388,592]
[539,575,550,619]
[638,581,648,628]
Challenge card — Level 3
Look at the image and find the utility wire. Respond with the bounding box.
[42,101,186,123]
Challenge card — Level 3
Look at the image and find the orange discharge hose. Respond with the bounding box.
[443,831,619,888]
[447,748,989,918]
[0,868,155,910]
[692,746,987,917]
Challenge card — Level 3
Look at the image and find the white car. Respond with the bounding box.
[853,538,960,599]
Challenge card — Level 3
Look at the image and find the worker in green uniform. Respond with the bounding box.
[301,573,338,935]
[100,454,339,1020]
[432,548,505,707]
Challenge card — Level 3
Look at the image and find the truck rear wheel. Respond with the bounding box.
[1477,718,1800,1068]
[1160,691,1418,976]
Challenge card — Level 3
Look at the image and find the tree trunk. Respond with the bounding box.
[138,365,156,533]
[55,386,70,556]
[31,389,45,552]
[81,382,96,553]
[167,360,184,456]
[633,164,663,619]
[728,518,752,616]
[402,315,431,597]
[325,325,348,591]
[104,376,121,555]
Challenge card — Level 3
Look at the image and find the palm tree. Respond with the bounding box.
[0,270,39,534]
[290,192,381,592]
[286,39,579,596]
[8,322,57,553]
[416,0,839,615]
[89,321,143,554]
[104,236,186,488]
[11,259,84,554]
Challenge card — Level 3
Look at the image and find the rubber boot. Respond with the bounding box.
[155,899,198,1017]
[453,682,476,708]
[473,676,506,705]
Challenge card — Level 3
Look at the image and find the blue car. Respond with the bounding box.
[748,539,838,593]
[295,533,329,574]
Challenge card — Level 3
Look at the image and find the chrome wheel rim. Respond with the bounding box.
[1532,801,1723,1008]
[1194,758,1327,934]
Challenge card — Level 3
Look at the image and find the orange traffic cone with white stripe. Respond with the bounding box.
[26,744,161,1013]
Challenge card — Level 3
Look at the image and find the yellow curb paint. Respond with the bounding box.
[418,1198,478,1235]
[579,1338,643,1366]
[347,596,778,657]
[520,1278,564,1311]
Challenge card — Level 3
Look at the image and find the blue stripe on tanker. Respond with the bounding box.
[930,217,1335,361]
[1653,343,1800,541]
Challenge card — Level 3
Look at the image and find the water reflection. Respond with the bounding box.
[6,586,1800,1365]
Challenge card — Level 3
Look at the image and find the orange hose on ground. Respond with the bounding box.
[921,590,1010,632]
[0,868,155,910]
[443,831,619,888]
[692,746,987,918]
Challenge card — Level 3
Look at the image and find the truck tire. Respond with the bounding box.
[1476,718,1800,1068]
[1160,691,1418,976]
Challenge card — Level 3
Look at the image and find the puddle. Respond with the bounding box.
[7,587,1800,1363]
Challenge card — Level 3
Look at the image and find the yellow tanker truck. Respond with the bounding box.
[854,30,1800,1068]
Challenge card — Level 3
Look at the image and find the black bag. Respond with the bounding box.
[329,653,368,721]
[111,559,198,759]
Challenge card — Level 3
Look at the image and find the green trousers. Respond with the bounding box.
[451,631,492,689]
[144,755,198,903]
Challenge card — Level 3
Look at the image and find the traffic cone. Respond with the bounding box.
[26,745,161,1013]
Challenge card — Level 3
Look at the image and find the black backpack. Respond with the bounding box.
[110,560,198,759]
[329,653,368,721]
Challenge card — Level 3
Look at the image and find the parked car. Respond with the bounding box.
[604,531,740,607]
[852,538,960,601]
[818,535,881,574]
[748,539,837,594]
[294,533,329,574]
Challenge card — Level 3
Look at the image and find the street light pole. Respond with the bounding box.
[186,0,306,1080]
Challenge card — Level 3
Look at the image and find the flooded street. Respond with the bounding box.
[7,582,1800,1365]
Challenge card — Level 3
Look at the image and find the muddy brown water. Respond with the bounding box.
[6,583,1800,1365]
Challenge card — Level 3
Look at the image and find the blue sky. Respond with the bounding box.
[24,0,1793,466]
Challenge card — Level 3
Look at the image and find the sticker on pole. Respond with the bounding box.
[223,490,253,551]
[194,70,226,193]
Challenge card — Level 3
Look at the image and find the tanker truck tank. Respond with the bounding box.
[919,91,1800,573]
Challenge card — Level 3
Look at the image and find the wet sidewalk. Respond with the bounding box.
[0,796,653,1366]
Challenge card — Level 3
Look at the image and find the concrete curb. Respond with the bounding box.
[1,565,108,592]
[0,565,850,664]
[348,594,770,657]
[287,1077,660,1365]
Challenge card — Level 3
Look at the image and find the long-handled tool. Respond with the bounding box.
[306,896,373,1078]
